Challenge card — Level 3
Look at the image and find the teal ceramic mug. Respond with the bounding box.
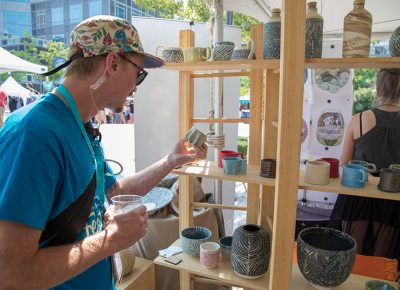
[341,164,368,188]
[223,157,241,175]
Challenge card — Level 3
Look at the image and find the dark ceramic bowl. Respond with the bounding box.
[219,236,233,259]
[365,280,396,290]
[180,226,212,257]
[297,227,356,289]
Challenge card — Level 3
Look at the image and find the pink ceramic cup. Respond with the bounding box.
[200,242,221,268]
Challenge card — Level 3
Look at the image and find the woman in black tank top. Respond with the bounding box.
[329,69,400,265]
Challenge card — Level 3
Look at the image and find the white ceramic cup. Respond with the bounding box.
[305,160,330,185]
[200,242,221,268]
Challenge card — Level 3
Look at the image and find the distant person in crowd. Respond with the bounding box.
[129,100,134,123]
[7,94,24,112]
[0,15,207,290]
[95,109,106,124]
[0,89,7,128]
[330,68,400,263]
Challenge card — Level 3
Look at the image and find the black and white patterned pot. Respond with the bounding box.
[389,26,400,57]
[231,224,270,279]
[297,227,357,289]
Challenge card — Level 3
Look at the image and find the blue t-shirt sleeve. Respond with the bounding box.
[0,130,61,230]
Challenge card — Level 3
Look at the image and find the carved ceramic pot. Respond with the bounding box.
[389,26,400,57]
[231,224,270,279]
[297,227,357,289]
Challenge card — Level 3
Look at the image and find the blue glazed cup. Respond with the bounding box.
[223,157,241,175]
[219,236,233,260]
[239,159,247,174]
[180,226,212,257]
[341,164,368,188]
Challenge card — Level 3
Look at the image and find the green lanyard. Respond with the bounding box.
[57,84,105,206]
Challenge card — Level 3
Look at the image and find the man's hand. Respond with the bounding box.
[167,138,208,168]
[104,205,148,252]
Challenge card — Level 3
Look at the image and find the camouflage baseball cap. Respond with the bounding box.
[41,15,164,76]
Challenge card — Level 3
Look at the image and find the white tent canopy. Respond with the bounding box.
[225,0,400,40]
[0,76,32,104]
[0,47,47,74]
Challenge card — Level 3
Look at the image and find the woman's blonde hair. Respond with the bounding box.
[64,45,107,78]
[376,68,400,106]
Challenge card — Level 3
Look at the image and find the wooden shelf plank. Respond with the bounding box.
[153,241,396,290]
[172,161,400,201]
[164,59,280,71]
[192,118,249,123]
[305,57,400,69]
[154,240,270,290]
[299,171,400,201]
[163,57,400,72]
[172,161,275,186]
[192,202,247,211]
[116,257,154,290]
[191,72,250,78]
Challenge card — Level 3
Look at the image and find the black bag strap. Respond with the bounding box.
[39,173,96,247]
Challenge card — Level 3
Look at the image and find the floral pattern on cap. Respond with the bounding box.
[70,15,144,57]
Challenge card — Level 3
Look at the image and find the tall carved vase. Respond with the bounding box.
[264,8,281,59]
[231,224,270,279]
[342,0,372,58]
[305,1,324,58]
[389,26,400,57]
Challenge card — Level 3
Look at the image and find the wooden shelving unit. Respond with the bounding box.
[156,1,400,289]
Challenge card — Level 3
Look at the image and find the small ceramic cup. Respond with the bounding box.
[232,39,255,60]
[184,47,211,62]
[341,164,368,188]
[200,242,221,268]
[223,157,241,175]
[239,159,247,174]
[218,150,244,168]
[305,160,330,185]
[365,280,396,290]
[378,168,400,193]
[212,41,235,61]
[320,157,340,178]
[180,226,212,257]
[184,127,207,147]
[156,46,184,63]
[218,236,232,260]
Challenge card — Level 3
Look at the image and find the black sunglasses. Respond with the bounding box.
[118,54,148,86]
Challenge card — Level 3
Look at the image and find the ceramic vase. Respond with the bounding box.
[305,2,324,58]
[342,0,372,58]
[231,224,270,279]
[264,8,281,59]
[389,26,400,57]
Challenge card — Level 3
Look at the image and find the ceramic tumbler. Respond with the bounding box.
[378,168,400,193]
[223,157,241,175]
[212,41,235,61]
[184,127,207,147]
[320,157,340,178]
[305,160,330,185]
[341,164,368,188]
[200,242,221,268]
[219,236,232,260]
[218,150,244,168]
[156,46,184,63]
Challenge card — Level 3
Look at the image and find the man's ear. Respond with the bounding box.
[105,53,119,74]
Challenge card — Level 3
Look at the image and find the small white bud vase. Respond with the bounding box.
[305,2,324,58]
[342,0,372,58]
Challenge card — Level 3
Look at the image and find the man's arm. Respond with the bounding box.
[0,205,147,290]
[107,138,207,199]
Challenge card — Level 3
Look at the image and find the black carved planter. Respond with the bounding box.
[297,227,357,289]
[231,224,270,279]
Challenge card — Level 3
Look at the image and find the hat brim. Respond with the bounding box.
[143,52,165,68]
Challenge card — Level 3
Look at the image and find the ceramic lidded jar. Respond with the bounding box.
[389,26,400,57]
[342,0,372,58]
[231,224,270,279]
[305,2,324,58]
[264,8,281,59]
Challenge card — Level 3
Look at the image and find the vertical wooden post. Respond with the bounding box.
[260,69,279,230]
[178,29,195,290]
[269,0,306,289]
[246,24,264,225]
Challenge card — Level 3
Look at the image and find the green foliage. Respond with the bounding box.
[237,136,248,158]
[39,41,69,82]
[240,77,250,96]
[353,68,378,114]
[231,13,262,42]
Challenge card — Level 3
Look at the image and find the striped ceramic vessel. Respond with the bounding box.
[180,226,211,257]
[342,0,372,58]
[389,26,400,57]
[231,224,270,279]
[305,2,323,58]
[212,41,235,61]
[297,227,357,289]
[264,8,281,59]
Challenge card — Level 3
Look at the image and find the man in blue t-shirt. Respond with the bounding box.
[0,15,207,290]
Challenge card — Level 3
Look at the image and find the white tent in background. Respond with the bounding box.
[0,47,47,74]
[0,76,32,104]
